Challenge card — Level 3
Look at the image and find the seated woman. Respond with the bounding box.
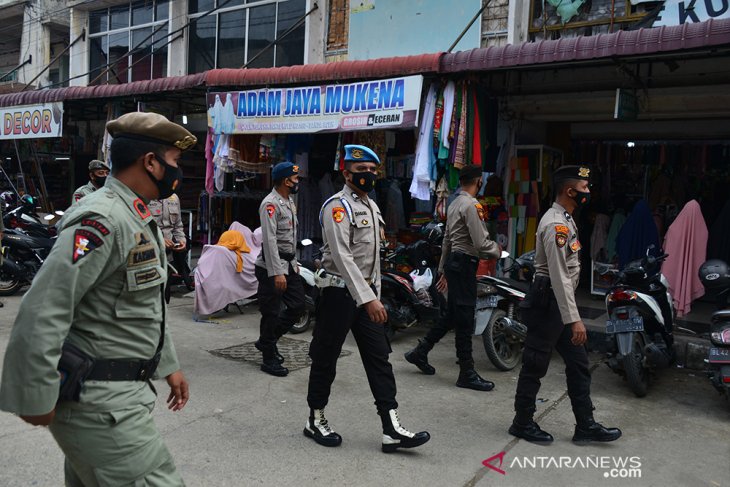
[194,222,262,316]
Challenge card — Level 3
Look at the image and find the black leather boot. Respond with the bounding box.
[303,408,342,447]
[379,409,430,453]
[260,354,288,376]
[255,339,284,364]
[456,363,494,391]
[404,339,435,375]
[509,410,554,443]
[572,413,622,443]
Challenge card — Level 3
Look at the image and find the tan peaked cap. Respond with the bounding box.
[88,159,110,171]
[106,112,197,151]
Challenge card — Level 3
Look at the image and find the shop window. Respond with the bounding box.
[187,0,307,73]
[87,1,169,85]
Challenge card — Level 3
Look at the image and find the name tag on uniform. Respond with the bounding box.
[128,232,158,268]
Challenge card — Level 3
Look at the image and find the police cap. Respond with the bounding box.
[553,165,591,184]
[88,159,110,171]
[344,144,380,165]
[106,112,197,151]
[272,161,299,181]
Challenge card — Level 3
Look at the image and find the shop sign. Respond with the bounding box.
[207,75,423,134]
[653,0,730,27]
[614,89,638,121]
[1,102,63,140]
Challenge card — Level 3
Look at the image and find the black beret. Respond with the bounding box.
[553,165,591,183]
[459,164,483,181]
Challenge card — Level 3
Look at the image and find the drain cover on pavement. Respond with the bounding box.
[209,336,352,371]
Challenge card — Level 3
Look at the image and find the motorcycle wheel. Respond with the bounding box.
[623,333,649,398]
[482,309,522,371]
[290,309,312,334]
[0,267,22,296]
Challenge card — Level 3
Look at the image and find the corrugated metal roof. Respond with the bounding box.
[440,18,730,72]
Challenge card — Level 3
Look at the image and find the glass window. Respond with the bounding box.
[189,0,215,14]
[108,32,130,84]
[156,0,169,21]
[110,5,130,31]
[188,15,217,74]
[131,28,153,82]
[217,9,246,69]
[89,10,107,34]
[247,3,275,68]
[89,36,108,85]
[132,1,153,25]
[152,33,168,78]
[275,0,305,67]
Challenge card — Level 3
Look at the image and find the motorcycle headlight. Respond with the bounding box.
[711,326,730,346]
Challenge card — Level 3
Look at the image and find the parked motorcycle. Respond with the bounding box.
[698,259,730,403]
[2,194,58,239]
[603,246,675,397]
[0,227,56,296]
[475,250,535,371]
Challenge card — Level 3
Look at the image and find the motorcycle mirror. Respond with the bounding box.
[300,239,313,246]
[55,210,64,216]
[43,214,55,221]
[500,251,510,259]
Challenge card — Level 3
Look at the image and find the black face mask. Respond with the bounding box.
[149,153,183,200]
[94,176,107,188]
[349,171,377,193]
[570,188,591,208]
[288,180,299,194]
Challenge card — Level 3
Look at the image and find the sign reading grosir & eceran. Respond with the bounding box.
[207,75,423,134]
[1,102,63,139]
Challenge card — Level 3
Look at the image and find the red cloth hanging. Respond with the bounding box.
[471,88,482,166]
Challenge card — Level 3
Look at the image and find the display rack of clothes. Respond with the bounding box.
[198,190,269,245]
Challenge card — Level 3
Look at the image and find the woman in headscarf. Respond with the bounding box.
[616,199,659,269]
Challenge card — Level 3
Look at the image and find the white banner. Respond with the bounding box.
[207,75,423,134]
[654,0,730,27]
[1,102,63,139]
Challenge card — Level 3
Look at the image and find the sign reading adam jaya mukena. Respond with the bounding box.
[207,75,423,134]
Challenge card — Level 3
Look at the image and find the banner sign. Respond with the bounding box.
[207,75,423,134]
[1,102,63,139]
[654,0,730,27]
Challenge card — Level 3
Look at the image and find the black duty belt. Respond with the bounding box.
[86,355,161,381]
[451,251,479,265]
[261,249,295,262]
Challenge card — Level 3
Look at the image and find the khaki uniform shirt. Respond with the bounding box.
[0,176,180,416]
[149,194,186,244]
[534,202,582,324]
[255,188,297,277]
[438,190,500,273]
[320,186,384,307]
[72,181,97,203]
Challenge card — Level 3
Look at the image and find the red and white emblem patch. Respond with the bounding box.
[266,204,276,218]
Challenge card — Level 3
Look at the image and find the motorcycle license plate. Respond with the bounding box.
[476,295,500,309]
[708,347,730,364]
[606,316,644,334]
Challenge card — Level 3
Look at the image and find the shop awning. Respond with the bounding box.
[440,18,730,73]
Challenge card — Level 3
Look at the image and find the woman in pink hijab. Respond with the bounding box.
[661,200,708,317]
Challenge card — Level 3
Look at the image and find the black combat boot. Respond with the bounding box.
[255,339,284,364]
[456,361,494,391]
[404,339,435,375]
[379,409,430,453]
[303,408,342,447]
[572,412,622,443]
[509,410,554,444]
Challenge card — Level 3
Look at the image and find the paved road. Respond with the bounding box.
[0,292,728,487]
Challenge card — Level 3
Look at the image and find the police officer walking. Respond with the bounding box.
[254,161,306,377]
[404,164,500,391]
[0,112,194,485]
[72,159,110,203]
[149,193,191,289]
[304,145,430,453]
[510,165,621,444]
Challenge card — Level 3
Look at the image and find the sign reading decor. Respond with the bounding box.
[1,102,63,139]
[207,75,423,134]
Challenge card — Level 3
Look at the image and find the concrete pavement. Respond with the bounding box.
[0,291,729,487]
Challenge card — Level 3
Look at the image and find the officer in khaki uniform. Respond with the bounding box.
[404,165,501,390]
[510,165,621,445]
[254,161,305,377]
[149,194,190,288]
[72,159,110,204]
[304,144,430,454]
[0,112,196,486]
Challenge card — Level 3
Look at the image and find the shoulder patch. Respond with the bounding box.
[475,203,485,221]
[332,206,346,223]
[555,224,569,235]
[133,198,151,220]
[81,219,110,236]
[554,224,569,248]
[266,204,276,218]
[570,240,582,252]
[72,229,103,264]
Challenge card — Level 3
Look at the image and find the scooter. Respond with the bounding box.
[603,246,675,397]
[475,250,535,371]
[0,227,56,296]
[698,259,730,404]
[2,195,60,239]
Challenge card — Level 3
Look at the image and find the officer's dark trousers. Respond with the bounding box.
[423,252,478,365]
[307,286,398,413]
[514,296,592,415]
[256,264,306,354]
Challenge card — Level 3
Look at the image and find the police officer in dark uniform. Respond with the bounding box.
[404,164,501,390]
[254,161,306,377]
[510,165,622,444]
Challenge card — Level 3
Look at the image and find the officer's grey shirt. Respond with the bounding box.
[72,181,97,204]
[149,194,185,244]
[255,188,297,277]
[438,190,500,273]
[534,202,582,324]
[320,186,384,306]
[0,177,180,416]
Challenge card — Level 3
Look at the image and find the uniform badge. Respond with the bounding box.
[332,206,346,223]
[133,198,151,219]
[571,240,582,252]
[578,167,590,178]
[81,219,110,236]
[475,203,485,221]
[128,232,158,267]
[362,219,369,225]
[351,148,364,159]
[72,229,103,264]
[266,204,276,218]
[555,225,569,248]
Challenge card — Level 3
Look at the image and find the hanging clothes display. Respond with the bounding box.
[616,200,660,269]
[707,199,730,263]
[606,211,626,263]
[410,83,438,201]
[661,200,708,317]
[205,130,214,195]
[591,214,610,262]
